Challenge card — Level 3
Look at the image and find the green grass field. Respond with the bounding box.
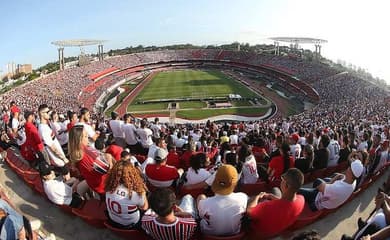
[124,70,270,119]
[132,70,258,102]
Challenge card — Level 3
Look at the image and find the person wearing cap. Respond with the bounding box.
[219,131,229,145]
[289,133,301,162]
[197,164,248,236]
[145,148,183,188]
[247,168,305,239]
[39,161,87,208]
[38,104,68,167]
[298,159,364,211]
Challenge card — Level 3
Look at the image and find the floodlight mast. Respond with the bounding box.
[51,39,107,70]
[269,37,327,57]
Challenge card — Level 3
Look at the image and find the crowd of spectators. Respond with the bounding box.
[0,49,343,115]
[0,49,389,239]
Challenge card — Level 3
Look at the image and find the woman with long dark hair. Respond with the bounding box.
[68,125,113,195]
[238,143,259,184]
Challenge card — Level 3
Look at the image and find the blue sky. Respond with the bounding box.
[1,0,389,82]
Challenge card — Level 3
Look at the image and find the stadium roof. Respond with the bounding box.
[269,37,327,44]
[51,39,106,47]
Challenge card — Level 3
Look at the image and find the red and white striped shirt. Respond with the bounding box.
[141,215,197,240]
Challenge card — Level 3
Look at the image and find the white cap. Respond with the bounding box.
[351,160,364,178]
[154,148,168,161]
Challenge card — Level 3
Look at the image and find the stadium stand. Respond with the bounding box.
[1,49,390,239]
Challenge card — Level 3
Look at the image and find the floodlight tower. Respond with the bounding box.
[51,39,107,70]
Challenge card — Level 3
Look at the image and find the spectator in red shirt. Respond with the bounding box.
[9,101,20,115]
[180,142,197,171]
[247,168,305,239]
[68,125,113,195]
[166,144,180,169]
[66,111,78,132]
[268,142,294,181]
[145,148,183,188]
[95,135,123,162]
[21,111,48,166]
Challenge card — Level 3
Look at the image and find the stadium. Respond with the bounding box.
[1,38,390,240]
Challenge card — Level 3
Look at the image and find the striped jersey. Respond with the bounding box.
[141,215,197,240]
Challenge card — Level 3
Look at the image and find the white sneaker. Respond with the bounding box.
[0,151,7,161]
[30,219,42,231]
[1,151,7,159]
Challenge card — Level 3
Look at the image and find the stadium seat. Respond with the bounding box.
[5,152,24,170]
[178,185,207,198]
[336,161,349,172]
[269,179,282,188]
[72,199,107,228]
[311,168,327,180]
[303,172,313,183]
[202,231,246,240]
[135,154,147,164]
[57,204,74,215]
[23,171,40,188]
[319,208,336,218]
[360,179,373,190]
[286,203,323,231]
[103,221,150,240]
[239,181,269,196]
[371,171,382,181]
[324,165,339,177]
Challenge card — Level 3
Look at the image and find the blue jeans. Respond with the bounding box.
[0,199,24,240]
[298,178,331,211]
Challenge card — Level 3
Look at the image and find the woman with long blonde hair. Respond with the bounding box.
[68,125,112,195]
[105,160,148,229]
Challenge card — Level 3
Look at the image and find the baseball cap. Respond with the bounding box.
[154,148,168,162]
[350,160,364,178]
[211,164,238,195]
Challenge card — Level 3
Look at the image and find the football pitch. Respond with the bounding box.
[125,69,270,119]
[133,69,258,101]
